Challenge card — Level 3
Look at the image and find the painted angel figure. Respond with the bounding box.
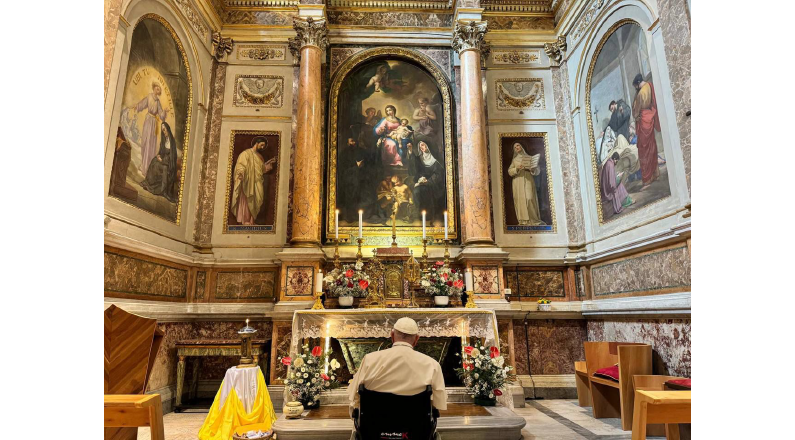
[366,65,389,92]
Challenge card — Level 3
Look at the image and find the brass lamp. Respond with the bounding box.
[238,319,258,368]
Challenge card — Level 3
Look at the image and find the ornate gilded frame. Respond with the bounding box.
[326,47,457,240]
[585,18,670,224]
[498,132,557,234]
[110,13,193,225]
[222,130,281,233]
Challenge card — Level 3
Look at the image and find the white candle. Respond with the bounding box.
[465,268,473,291]
[335,209,339,239]
[358,210,363,238]
[324,322,331,374]
[422,210,426,239]
[444,211,448,240]
[316,269,323,293]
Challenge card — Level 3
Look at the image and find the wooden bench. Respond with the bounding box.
[631,390,691,440]
[574,361,591,407]
[584,342,652,431]
[104,394,165,440]
[633,375,689,437]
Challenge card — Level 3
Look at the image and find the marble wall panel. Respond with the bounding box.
[104,251,187,298]
[591,244,691,298]
[104,0,123,98]
[587,318,691,377]
[488,16,555,30]
[215,271,277,299]
[551,64,586,245]
[270,322,293,384]
[497,319,513,367]
[327,12,453,28]
[658,0,692,193]
[517,270,566,298]
[512,319,586,375]
[193,63,226,245]
[195,271,207,300]
[554,0,574,24]
[285,266,314,296]
[329,47,365,77]
[225,11,296,26]
[472,266,500,294]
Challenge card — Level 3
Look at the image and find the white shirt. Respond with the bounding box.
[347,341,447,411]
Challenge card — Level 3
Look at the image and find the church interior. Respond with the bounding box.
[101,0,695,439]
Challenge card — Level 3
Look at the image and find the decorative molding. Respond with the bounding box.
[326,11,452,28]
[226,0,299,6]
[175,0,209,38]
[288,17,329,62]
[495,78,545,111]
[212,32,234,61]
[487,15,555,30]
[581,292,691,317]
[232,75,284,107]
[481,0,552,13]
[492,49,540,65]
[452,21,490,56]
[570,0,606,43]
[215,270,277,299]
[543,35,567,65]
[328,0,452,9]
[237,44,286,61]
[472,266,500,294]
[285,266,314,296]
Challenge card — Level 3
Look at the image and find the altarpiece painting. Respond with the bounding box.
[109,15,192,223]
[587,20,671,224]
[327,49,456,241]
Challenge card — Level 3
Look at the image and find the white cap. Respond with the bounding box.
[393,317,419,335]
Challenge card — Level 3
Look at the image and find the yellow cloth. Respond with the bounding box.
[198,368,277,440]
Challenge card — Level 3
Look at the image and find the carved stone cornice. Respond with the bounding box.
[544,35,567,65]
[288,16,329,62]
[481,0,552,13]
[211,32,234,61]
[452,20,490,58]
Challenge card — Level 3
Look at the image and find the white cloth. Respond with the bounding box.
[347,341,448,411]
[219,366,260,413]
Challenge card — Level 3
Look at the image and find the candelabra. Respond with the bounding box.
[421,238,429,268]
[443,239,450,265]
[356,237,364,263]
[464,291,478,308]
[311,289,325,310]
[332,238,341,269]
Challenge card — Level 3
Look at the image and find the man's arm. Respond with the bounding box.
[348,356,367,416]
[431,363,447,410]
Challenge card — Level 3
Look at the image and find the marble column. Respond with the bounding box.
[289,17,328,247]
[453,21,493,246]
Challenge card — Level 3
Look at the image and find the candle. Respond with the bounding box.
[316,269,323,293]
[465,268,473,291]
[335,209,339,239]
[444,211,448,240]
[422,210,426,239]
[324,322,331,374]
[358,210,363,238]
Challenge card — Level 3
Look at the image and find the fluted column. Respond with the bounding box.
[453,21,493,245]
[289,17,328,247]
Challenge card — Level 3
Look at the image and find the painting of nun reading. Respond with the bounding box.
[499,133,555,233]
[108,15,191,223]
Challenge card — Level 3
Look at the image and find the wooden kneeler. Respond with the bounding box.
[104,394,165,440]
[631,390,691,440]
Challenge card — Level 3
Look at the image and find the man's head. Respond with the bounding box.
[632,74,644,90]
[609,100,617,112]
[152,82,162,96]
[391,317,419,347]
[611,152,620,163]
[347,137,357,148]
[365,107,376,118]
[251,136,268,151]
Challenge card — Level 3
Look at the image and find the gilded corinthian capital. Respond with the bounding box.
[452,21,490,57]
[288,17,329,62]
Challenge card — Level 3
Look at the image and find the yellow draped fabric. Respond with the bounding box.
[198,368,277,440]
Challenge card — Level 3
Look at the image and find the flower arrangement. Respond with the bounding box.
[455,345,514,405]
[537,298,551,304]
[279,344,341,407]
[323,263,370,297]
[420,261,464,297]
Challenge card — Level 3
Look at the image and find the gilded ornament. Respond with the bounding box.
[452,21,490,57]
[212,32,234,62]
[288,17,329,63]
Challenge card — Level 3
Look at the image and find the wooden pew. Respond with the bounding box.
[104,394,164,440]
[631,390,691,440]
[583,342,652,431]
[633,375,689,438]
[574,361,591,407]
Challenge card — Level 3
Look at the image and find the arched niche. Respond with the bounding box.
[325,48,457,244]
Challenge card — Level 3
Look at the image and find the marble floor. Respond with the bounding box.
[137,400,664,440]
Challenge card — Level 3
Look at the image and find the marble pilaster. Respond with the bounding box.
[289,17,328,247]
[453,21,494,245]
[104,0,123,99]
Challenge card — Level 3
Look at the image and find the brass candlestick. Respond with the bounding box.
[465,291,478,308]
[421,238,429,268]
[311,289,325,310]
[238,319,258,367]
[356,237,364,263]
[443,239,450,265]
[332,238,341,269]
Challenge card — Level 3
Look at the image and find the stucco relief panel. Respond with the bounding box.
[104,251,187,298]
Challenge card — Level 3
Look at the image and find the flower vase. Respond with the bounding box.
[538,303,551,311]
[474,396,497,406]
[433,296,450,307]
[338,296,354,307]
[284,401,304,419]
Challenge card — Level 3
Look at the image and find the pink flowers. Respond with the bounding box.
[281,356,292,366]
[442,272,449,281]
[321,373,330,381]
[494,389,503,396]
[345,269,354,278]
[359,279,369,290]
[464,346,474,355]
[311,346,322,357]
[453,280,464,289]
[435,261,445,267]
[489,347,500,358]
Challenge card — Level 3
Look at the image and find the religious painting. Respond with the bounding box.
[327,48,456,241]
[586,20,671,224]
[499,133,555,232]
[223,130,280,233]
[110,15,192,223]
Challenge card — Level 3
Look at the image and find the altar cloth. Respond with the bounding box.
[198,366,277,440]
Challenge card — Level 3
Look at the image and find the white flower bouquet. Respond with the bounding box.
[279,344,341,407]
[455,344,514,405]
[323,263,371,297]
[420,261,464,297]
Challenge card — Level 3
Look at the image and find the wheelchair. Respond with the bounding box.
[352,384,440,440]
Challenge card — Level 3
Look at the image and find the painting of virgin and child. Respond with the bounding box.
[334,58,449,229]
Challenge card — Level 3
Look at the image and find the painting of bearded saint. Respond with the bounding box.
[224,132,280,233]
[334,58,448,231]
[110,16,191,223]
[589,22,671,223]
